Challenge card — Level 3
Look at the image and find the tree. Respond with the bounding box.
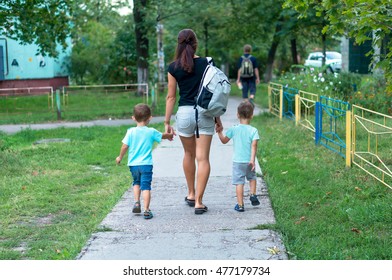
[133,0,150,93]
[283,0,392,87]
[70,21,115,84]
[0,0,72,57]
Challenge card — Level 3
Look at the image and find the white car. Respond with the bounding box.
[304,51,342,73]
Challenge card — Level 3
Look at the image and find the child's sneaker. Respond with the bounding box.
[234,204,245,212]
[250,194,260,206]
[132,201,141,213]
[144,210,153,219]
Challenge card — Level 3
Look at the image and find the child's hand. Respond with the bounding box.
[249,161,255,171]
[116,157,122,165]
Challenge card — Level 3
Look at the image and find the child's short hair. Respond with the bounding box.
[237,100,254,119]
[243,44,252,53]
[133,103,151,122]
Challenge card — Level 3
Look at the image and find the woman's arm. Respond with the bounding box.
[165,73,177,134]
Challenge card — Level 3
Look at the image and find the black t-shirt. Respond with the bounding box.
[168,57,209,106]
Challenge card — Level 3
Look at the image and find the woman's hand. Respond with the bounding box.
[165,123,176,136]
[215,117,223,133]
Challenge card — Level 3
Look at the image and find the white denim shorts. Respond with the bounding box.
[175,106,215,137]
[232,162,257,185]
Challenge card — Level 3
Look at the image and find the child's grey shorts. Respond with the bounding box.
[175,105,215,137]
[232,162,257,185]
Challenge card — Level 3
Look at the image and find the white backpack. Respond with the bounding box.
[194,57,231,136]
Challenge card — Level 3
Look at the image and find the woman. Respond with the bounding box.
[164,29,222,215]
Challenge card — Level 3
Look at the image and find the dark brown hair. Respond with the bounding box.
[237,100,254,119]
[174,29,198,73]
[133,103,151,122]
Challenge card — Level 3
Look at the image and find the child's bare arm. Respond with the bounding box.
[116,143,129,164]
[249,140,258,171]
[218,131,230,144]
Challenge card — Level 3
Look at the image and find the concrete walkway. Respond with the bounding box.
[76,97,287,260]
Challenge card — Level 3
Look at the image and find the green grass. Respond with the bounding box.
[0,123,164,259]
[0,90,168,125]
[252,113,392,260]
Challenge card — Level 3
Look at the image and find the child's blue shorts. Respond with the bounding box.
[129,165,153,191]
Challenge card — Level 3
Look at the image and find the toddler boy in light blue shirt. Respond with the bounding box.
[116,104,173,219]
[218,100,260,212]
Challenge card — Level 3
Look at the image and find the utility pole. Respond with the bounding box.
[156,22,165,95]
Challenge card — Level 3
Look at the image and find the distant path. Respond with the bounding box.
[0,117,166,135]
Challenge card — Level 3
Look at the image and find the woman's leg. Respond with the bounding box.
[195,134,213,208]
[179,136,196,200]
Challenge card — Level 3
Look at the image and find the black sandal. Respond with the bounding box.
[194,206,208,215]
[185,196,195,207]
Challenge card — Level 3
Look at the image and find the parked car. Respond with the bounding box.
[304,51,342,73]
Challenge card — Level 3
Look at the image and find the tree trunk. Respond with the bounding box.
[291,38,299,65]
[264,21,282,82]
[204,21,208,57]
[290,38,299,73]
[133,0,149,95]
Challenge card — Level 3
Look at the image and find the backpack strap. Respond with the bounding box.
[195,107,199,138]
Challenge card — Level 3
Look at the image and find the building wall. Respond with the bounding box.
[0,37,71,88]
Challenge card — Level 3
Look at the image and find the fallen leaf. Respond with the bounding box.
[32,171,39,176]
[295,216,307,224]
[267,246,280,255]
[355,187,362,191]
[21,186,26,190]
[56,249,61,254]
[351,228,362,234]
[326,192,332,195]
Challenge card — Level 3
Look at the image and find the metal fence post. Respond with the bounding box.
[346,110,352,167]
[295,94,300,126]
[268,84,272,113]
[279,87,283,120]
[315,101,321,145]
[56,89,61,120]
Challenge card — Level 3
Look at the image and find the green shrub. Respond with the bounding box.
[275,65,361,101]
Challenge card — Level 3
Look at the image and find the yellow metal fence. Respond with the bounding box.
[267,82,392,189]
[350,105,392,189]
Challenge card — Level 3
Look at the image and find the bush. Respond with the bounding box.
[275,65,361,101]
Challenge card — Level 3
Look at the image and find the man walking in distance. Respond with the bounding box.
[237,44,260,103]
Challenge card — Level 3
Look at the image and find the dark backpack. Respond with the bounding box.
[240,55,254,78]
